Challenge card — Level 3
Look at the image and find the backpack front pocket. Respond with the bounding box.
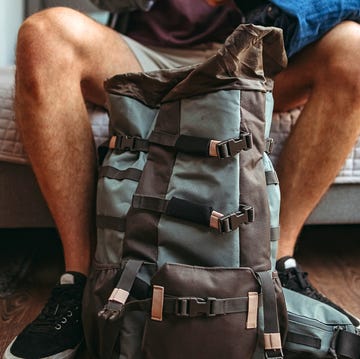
[141,263,261,359]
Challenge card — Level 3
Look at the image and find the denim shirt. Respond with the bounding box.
[269,0,360,57]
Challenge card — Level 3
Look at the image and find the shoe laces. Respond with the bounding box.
[285,267,331,303]
[27,284,81,334]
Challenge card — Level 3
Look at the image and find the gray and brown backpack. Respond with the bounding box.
[83,24,360,359]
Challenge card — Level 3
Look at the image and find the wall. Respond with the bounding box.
[0,0,107,67]
[0,0,24,66]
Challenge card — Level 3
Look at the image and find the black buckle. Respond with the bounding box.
[118,136,137,151]
[175,297,216,317]
[98,301,124,321]
[265,348,284,359]
[216,132,252,159]
[265,137,274,154]
[218,205,254,233]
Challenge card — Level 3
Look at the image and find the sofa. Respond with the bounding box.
[1,66,360,228]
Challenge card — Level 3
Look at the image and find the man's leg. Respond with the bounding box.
[15,7,142,275]
[272,21,360,258]
[5,7,142,359]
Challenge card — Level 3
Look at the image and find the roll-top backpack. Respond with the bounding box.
[83,24,360,359]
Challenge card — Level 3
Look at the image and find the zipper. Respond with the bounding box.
[288,312,341,332]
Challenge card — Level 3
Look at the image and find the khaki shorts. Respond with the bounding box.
[122,35,222,72]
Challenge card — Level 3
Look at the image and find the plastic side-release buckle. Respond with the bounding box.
[175,297,216,318]
[119,135,137,151]
[215,132,253,159]
[109,135,148,152]
[217,205,254,233]
[98,301,125,322]
[265,348,284,359]
[98,287,129,321]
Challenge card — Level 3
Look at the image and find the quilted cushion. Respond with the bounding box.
[1,67,360,184]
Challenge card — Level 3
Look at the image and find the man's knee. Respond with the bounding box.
[16,7,87,76]
[317,21,360,92]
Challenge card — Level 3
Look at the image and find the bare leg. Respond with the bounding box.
[15,7,142,275]
[273,21,360,258]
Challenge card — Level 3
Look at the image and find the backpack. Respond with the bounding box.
[82,24,360,359]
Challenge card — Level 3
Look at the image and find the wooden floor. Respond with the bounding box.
[0,225,359,358]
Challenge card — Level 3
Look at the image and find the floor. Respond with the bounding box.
[0,225,359,358]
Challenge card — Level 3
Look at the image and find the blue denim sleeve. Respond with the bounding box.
[269,0,360,57]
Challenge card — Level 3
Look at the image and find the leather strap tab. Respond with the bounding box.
[246,292,258,329]
[151,285,164,322]
[109,288,129,305]
[264,333,282,350]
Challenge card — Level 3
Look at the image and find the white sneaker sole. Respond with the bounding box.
[2,338,80,359]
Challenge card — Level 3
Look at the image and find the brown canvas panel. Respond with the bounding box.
[142,264,261,359]
[239,90,271,271]
[105,25,286,106]
[123,101,180,262]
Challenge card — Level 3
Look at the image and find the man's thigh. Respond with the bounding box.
[273,20,360,112]
[17,7,143,106]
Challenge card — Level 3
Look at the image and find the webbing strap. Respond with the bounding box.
[132,194,212,226]
[334,330,360,359]
[98,259,143,321]
[286,331,321,349]
[164,296,248,317]
[99,166,142,182]
[132,194,254,232]
[265,170,279,185]
[257,271,283,358]
[121,295,249,318]
[107,131,252,158]
[109,135,149,152]
[96,215,126,232]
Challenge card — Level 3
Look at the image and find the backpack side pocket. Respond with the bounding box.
[142,263,261,359]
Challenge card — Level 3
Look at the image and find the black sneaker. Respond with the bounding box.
[3,272,86,359]
[276,256,360,327]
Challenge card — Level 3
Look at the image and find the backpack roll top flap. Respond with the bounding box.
[142,263,261,359]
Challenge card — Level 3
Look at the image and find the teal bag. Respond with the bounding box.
[283,288,360,358]
[82,23,360,359]
[83,24,287,359]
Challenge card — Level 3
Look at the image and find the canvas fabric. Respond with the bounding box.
[82,22,360,359]
[83,24,287,359]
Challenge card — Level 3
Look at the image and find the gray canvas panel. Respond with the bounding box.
[239,90,271,271]
[158,90,241,267]
[263,91,281,269]
[284,288,356,356]
[96,96,158,264]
